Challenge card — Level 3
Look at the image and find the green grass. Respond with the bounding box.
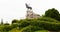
[35,30,49,32]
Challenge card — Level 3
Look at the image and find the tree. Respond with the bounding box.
[45,8,60,21]
[12,19,19,24]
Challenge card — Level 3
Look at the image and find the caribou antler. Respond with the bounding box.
[25,3,32,10]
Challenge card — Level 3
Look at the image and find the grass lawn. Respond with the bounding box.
[35,30,49,32]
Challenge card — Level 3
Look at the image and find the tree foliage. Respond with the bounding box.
[12,19,19,24]
[45,8,60,21]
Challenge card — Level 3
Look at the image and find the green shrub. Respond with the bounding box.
[19,17,60,31]
[20,25,43,32]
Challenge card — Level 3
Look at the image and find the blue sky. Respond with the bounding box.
[0,0,60,24]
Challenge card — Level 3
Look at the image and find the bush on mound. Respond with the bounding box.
[20,25,43,32]
[18,17,60,31]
